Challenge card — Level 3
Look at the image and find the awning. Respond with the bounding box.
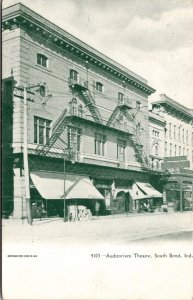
[136,182,163,198]
[30,171,104,200]
[128,183,149,200]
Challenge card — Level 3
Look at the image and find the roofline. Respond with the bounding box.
[152,95,193,120]
[2,3,155,95]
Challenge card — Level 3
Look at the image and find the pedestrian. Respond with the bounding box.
[95,201,100,217]
[37,204,42,221]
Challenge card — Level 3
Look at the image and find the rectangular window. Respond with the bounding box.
[169,123,171,138]
[164,142,167,157]
[174,145,177,156]
[183,147,185,156]
[192,132,193,146]
[179,146,181,156]
[174,125,176,140]
[186,130,188,144]
[96,82,103,93]
[136,101,141,110]
[187,148,189,159]
[67,126,81,152]
[117,139,126,161]
[34,116,51,145]
[37,54,48,68]
[182,129,185,143]
[95,133,106,156]
[192,150,193,162]
[170,143,172,157]
[178,126,181,142]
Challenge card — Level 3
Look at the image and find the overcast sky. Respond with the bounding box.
[3,0,193,108]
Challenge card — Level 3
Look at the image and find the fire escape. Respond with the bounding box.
[68,78,103,124]
[35,108,74,158]
[107,99,150,169]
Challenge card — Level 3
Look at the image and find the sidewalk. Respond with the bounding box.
[2,211,193,245]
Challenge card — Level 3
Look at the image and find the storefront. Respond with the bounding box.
[30,171,104,218]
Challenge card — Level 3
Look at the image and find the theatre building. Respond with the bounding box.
[2,3,163,219]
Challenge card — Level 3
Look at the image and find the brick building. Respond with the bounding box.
[2,3,163,219]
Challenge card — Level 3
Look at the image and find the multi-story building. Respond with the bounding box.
[2,3,163,219]
[151,94,193,211]
[148,111,165,171]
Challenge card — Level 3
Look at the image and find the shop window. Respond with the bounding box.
[96,82,104,93]
[67,126,81,152]
[37,54,48,68]
[34,116,51,145]
[70,69,79,82]
[117,139,126,161]
[95,133,106,156]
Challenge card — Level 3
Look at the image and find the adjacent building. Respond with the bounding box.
[151,94,193,211]
[3,3,164,219]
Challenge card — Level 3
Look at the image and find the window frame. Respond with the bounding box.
[34,116,51,145]
[94,133,106,156]
[96,82,104,93]
[37,53,48,68]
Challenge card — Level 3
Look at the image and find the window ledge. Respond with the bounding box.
[35,64,52,73]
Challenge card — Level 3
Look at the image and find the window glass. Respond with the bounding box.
[37,54,48,68]
[34,116,51,145]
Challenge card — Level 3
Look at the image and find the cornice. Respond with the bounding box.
[2,3,155,96]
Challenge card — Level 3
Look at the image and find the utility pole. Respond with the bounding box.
[23,85,32,225]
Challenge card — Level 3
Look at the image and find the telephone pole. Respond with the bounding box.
[23,85,32,224]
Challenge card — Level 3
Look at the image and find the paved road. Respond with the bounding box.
[131,230,193,244]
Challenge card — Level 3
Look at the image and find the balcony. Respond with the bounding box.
[68,77,88,91]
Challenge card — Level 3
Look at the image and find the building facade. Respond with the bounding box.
[3,4,164,219]
[151,94,193,211]
[148,111,165,171]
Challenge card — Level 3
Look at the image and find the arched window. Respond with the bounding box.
[96,82,103,93]
[37,53,48,68]
[118,92,124,102]
[70,69,79,82]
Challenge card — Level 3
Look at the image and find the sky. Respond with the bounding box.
[2,0,193,108]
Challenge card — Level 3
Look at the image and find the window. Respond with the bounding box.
[174,125,176,140]
[164,142,167,157]
[170,143,172,157]
[154,144,159,156]
[34,116,51,145]
[67,126,81,151]
[95,133,106,156]
[192,132,193,146]
[174,145,177,156]
[136,101,141,110]
[182,129,185,143]
[164,126,167,138]
[153,130,160,137]
[192,150,193,162]
[70,69,79,82]
[186,130,188,144]
[78,104,83,117]
[117,139,126,161]
[169,123,171,138]
[118,92,124,102]
[183,147,185,156]
[96,82,103,93]
[71,97,77,115]
[187,148,189,159]
[178,126,181,142]
[37,54,48,68]
[179,146,181,156]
